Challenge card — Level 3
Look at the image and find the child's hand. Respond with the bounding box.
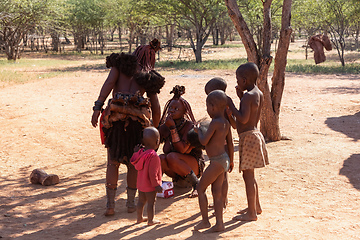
[228,161,234,173]
[155,185,163,193]
[235,85,244,99]
[133,144,143,152]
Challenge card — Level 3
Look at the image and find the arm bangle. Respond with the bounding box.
[93,100,104,111]
[170,128,181,143]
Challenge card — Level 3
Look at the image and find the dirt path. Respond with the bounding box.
[0,67,359,239]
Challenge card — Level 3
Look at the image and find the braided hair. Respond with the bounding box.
[160,85,196,125]
[134,70,165,95]
[105,52,137,77]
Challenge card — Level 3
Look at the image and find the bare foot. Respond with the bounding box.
[194,220,211,231]
[148,220,161,226]
[104,208,114,216]
[209,223,225,232]
[232,213,257,221]
[189,189,198,198]
[237,208,262,215]
[136,217,148,224]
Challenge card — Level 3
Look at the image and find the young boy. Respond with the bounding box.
[227,62,269,221]
[204,77,235,213]
[194,90,234,232]
[130,127,163,225]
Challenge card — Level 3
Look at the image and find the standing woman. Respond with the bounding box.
[158,85,205,197]
[91,53,164,216]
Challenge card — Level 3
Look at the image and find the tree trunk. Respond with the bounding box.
[330,30,346,66]
[225,0,292,141]
[169,24,174,51]
[225,0,260,65]
[355,27,359,51]
[128,30,134,53]
[263,0,292,141]
[212,27,219,45]
[194,47,202,63]
[51,32,59,52]
[118,25,122,51]
[166,25,173,51]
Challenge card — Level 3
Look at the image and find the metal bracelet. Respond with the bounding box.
[93,100,104,111]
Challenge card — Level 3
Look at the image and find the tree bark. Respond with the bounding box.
[262,0,292,141]
[225,0,260,65]
[225,0,292,141]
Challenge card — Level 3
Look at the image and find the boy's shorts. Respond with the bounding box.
[238,130,269,171]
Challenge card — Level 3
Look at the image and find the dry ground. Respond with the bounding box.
[0,43,360,239]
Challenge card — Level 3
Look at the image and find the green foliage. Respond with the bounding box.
[0,0,50,60]
[0,57,104,85]
[286,63,360,74]
[64,0,106,28]
[157,58,247,70]
[156,58,360,74]
[292,0,324,36]
[0,70,27,85]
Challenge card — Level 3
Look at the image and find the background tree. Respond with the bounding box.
[64,0,105,53]
[225,0,292,141]
[212,6,234,45]
[292,0,323,59]
[0,0,49,60]
[179,0,226,62]
[45,0,68,52]
[148,0,226,63]
[104,0,130,50]
[142,0,180,51]
[322,0,352,66]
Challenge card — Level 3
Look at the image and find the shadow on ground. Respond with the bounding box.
[325,110,360,191]
[2,163,246,239]
[325,111,360,142]
[339,154,360,191]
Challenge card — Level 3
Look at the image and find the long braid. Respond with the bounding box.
[160,85,196,125]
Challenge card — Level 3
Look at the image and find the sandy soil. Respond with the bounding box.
[0,54,360,239]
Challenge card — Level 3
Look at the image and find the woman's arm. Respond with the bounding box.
[148,93,161,128]
[170,122,193,154]
[97,67,119,102]
[91,67,119,127]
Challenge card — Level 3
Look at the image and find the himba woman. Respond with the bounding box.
[158,85,205,197]
[91,53,165,216]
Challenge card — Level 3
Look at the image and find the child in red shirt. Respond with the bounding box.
[131,127,163,225]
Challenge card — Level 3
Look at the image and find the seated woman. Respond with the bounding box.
[158,85,205,197]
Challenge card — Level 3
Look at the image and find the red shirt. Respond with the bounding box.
[130,149,162,192]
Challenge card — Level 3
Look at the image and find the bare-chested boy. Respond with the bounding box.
[227,62,269,221]
[131,127,163,226]
[194,90,234,232]
[204,78,235,213]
